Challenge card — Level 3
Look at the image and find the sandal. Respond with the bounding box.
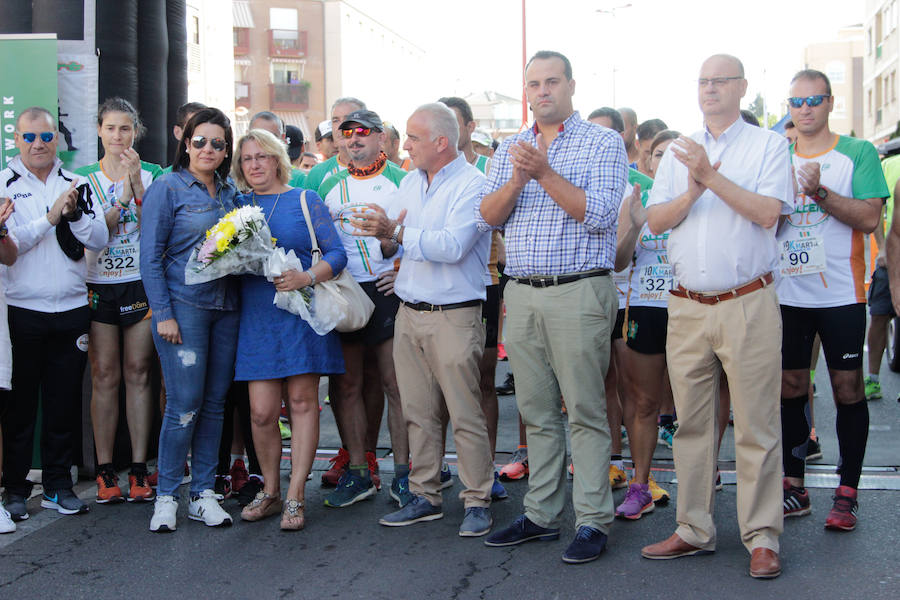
[241,491,283,522]
[280,499,305,531]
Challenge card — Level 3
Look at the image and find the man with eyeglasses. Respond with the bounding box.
[0,107,108,520]
[640,55,793,579]
[317,110,409,508]
[776,69,888,533]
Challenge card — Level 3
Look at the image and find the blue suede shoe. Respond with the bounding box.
[379,495,443,527]
[484,514,560,547]
[562,526,607,564]
[491,471,508,501]
[459,506,492,537]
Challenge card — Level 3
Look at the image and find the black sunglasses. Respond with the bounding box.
[191,135,227,151]
[20,131,55,143]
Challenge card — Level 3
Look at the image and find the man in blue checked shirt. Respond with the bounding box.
[477,50,627,564]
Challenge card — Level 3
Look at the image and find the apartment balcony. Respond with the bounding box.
[233,28,249,56]
[268,29,307,58]
[269,83,309,111]
[235,82,250,109]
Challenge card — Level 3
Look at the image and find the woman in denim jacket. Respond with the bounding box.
[140,107,239,532]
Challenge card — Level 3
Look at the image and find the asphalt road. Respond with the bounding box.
[1,356,898,599]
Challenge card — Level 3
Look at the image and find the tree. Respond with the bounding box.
[747,92,765,119]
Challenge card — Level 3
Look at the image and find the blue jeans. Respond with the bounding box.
[152,300,239,498]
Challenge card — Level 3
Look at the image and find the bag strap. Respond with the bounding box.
[298,190,322,264]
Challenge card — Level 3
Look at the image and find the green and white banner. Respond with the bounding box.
[0,34,58,171]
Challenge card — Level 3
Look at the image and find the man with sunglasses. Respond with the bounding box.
[303,97,367,196]
[317,110,409,509]
[776,69,888,533]
[0,107,108,520]
[640,55,793,579]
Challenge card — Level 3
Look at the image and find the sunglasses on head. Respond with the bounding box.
[20,132,55,143]
[340,127,373,138]
[191,135,227,151]
[788,95,829,108]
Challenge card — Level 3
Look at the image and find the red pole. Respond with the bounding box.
[521,0,527,126]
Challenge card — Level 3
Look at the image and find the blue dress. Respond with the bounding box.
[234,188,348,381]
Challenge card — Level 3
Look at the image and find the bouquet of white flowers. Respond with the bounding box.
[185,205,276,285]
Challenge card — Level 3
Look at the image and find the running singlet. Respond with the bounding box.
[614,169,654,309]
[470,154,502,286]
[304,155,347,194]
[75,160,163,284]
[776,135,889,308]
[625,171,668,308]
[319,161,407,283]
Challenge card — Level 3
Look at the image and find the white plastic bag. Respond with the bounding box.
[265,247,343,336]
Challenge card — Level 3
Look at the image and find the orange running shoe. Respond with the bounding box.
[366,451,382,491]
[322,448,350,487]
[499,446,528,481]
[96,469,124,504]
[128,469,155,502]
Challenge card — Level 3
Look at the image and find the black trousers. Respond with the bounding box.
[217,381,261,475]
[1,305,89,495]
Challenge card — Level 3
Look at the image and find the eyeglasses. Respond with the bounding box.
[19,131,55,143]
[191,135,227,151]
[697,76,743,88]
[787,95,829,108]
[241,153,274,165]
[340,127,373,138]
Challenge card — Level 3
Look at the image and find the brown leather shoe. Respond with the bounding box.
[749,548,781,579]
[641,533,713,560]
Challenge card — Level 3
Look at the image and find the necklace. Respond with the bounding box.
[252,190,283,225]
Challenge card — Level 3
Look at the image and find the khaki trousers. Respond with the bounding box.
[666,285,783,554]
[504,276,617,532]
[393,304,493,508]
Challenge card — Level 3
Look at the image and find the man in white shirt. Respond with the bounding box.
[349,103,494,538]
[640,55,793,579]
[0,107,108,520]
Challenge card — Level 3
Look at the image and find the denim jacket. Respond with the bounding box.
[140,169,239,322]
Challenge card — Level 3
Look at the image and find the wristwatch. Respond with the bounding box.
[814,186,828,201]
[305,269,317,286]
[390,222,402,244]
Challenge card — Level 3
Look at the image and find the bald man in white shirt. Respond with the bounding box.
[639,55,793,579]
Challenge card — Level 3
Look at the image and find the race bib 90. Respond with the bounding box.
[779,235,826,277]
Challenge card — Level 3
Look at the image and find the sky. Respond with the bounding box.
[356,0,864,133]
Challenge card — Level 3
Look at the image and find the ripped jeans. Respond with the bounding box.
[152,299,239,498]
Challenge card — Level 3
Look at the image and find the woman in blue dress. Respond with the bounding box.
[232,128,346,530]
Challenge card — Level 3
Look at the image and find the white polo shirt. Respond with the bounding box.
[647,118,793,292]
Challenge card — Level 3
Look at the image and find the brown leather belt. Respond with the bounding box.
[669,272,774,305]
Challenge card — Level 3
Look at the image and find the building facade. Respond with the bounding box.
[804,26,864,137]
[187,0,236,121]
[864,0,900,142]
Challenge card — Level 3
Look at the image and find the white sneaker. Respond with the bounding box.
[0,506,16,534]
[150,495,178,532]
[188,489,233,527]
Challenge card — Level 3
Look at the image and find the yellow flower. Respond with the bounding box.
[216,234,230,252]
[221,221,237,240]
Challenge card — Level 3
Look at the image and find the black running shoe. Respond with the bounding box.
[496,373,515,396]
[236,475,263,507]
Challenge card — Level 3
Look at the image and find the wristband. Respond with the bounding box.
[305,269,317,286]
[133,196,142,207]
[0,223,7,239]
